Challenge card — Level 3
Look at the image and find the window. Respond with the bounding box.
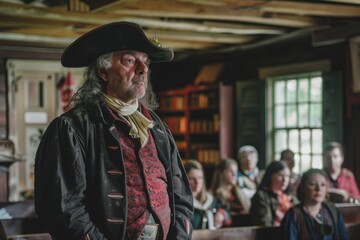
[268,72,323,173]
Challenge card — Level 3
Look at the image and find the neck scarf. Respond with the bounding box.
[103,94,154,147]
[274,191,293,226]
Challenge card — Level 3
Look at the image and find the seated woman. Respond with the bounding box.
[237,145,265,199]
[210,158,251,226]
[281,168,348,240]
[324,141,360,203]
[250,160,298,226]
[184,159,230,230]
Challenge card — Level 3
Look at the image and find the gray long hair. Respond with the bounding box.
[70,51,159,112]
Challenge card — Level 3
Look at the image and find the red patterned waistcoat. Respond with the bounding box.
[109,106,171,240]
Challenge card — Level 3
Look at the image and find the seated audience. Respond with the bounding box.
[324,141,360,203]
[184,159,230,230]
[281,149,301,195]
[237,145,265,199]
[281,168,348,240]
[211,158,251,226]
[250,160,298,226]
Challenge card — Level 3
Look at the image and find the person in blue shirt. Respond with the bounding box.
[281,168,348,240]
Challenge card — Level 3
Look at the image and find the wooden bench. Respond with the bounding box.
[193,222,360,240]
[0,202,358,239]
[0,218,50,240]
[193,203,360,240]
[193,226,281,240]
[336,203,360,223]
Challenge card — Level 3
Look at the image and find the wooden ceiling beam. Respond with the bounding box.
[121,17,286,35]
[0,14,97,29]
[1,0,359,53]
[179,0,360,17]
[0,1,322,28]
[320,0,360,5]
[0,26,82,38]
[158,40,220,50]
[111,1,323,28]
[0,2,119,24]
[145,29,256,44]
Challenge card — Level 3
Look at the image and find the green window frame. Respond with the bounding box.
[268,72,323,173]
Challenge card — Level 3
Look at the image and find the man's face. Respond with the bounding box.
[326,147,343,173]
[101,50,150,103]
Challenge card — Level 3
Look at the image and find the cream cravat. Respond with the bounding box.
[103,94,154,147]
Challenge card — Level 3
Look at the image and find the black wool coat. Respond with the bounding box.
[34,104,193,240]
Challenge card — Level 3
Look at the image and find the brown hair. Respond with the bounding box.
[259,160,290,193]
[324,141,344,157]
[296,168,328,202]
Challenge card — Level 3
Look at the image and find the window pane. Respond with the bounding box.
[293,154,300,173]
[312,129,322,154]
[300,129,311,154]
[275,81,285,104]
[298,78,309,102]
[310,103,322,127]
[275,130,287,153]
[299,103,309,127]
[301,154,311,173]
[310,77,322,102]
[275,105,285,127]
[286,104,297,127]
[312,155,323,169]
[28,81,43,108]
[274,152,281,161]
[289,130,299,153]
[270,73,323,175]
[286,80,297,103]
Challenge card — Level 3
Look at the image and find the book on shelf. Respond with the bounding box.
[163,116,186,134]
[159,95,184,112]
[189,117,219,134]
[157,82,234,161]
[175,140,187,151]
[190,143,220,166]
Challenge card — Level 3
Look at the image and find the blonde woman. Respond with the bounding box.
[210,158,251,226]
[184,160,230,229]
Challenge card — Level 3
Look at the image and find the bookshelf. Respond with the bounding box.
[157,88,188,157]
[157,83,234,167]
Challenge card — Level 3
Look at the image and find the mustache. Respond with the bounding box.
[133,76,147,83]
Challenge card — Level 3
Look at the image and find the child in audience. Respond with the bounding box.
[250,160,298,226]
[210,158,251,226]
[184,159,230,229]
[281,168,348,240]
[324,141,360,203]
[237,145,265,199]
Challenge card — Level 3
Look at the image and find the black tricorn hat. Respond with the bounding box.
[61,21,174,67]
